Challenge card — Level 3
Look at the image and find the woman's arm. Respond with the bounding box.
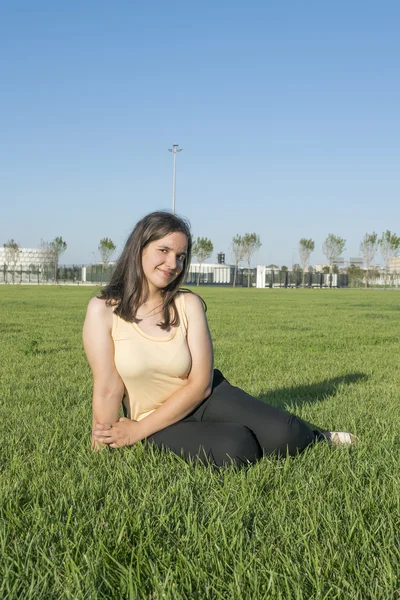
[136,293,214,438]
[82,297,125,449]
[92,293,214,448]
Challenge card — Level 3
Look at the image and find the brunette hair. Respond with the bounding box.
[98,211,193,329]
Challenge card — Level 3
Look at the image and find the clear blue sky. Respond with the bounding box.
[1,1,399,267]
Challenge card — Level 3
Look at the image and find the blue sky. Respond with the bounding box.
[1,1,399,267]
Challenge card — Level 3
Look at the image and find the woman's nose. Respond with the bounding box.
[166,255,178,270]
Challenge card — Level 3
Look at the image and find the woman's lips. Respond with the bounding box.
[158,269,174,277]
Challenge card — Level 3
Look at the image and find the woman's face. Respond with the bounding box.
[141,231,188,292]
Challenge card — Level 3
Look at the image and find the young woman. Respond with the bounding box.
[83,211,357,467]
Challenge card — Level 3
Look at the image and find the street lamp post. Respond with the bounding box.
[168,144,182,214]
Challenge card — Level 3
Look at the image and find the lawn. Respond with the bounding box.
[1,286,399,599]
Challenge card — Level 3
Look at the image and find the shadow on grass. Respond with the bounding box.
[23,345,71,356]
[258,372,367,410]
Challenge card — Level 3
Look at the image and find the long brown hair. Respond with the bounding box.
[98,211,193,329]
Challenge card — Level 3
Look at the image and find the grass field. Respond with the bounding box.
[1,286,399,599]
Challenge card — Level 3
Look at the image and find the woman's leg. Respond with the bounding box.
[190,370,322,457]
[145,420,262,467]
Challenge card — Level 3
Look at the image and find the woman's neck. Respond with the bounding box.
[139,290,164,312]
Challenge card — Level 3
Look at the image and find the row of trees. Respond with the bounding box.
[297,231,400,288]
[3,230,400,288]
[95,230,399,289]
[2,237,68,283]
[191,233,262,287]
[190,230,399,290]
[2,237,117,283]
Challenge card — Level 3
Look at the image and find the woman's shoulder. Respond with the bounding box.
[177,291,206,316]
[85,296,116,324]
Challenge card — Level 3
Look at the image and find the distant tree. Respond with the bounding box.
[292,264,301,286]
[39,239,51,281]
[192,237,213,285]
[299,238,315,288]
[3,239,20,284]
[378,230,400,289]
[369,266,381,285]
[231,234,244,288]
[28,263,35,284]
[98,237,116,284]
[322,234,346,288]
[360,232,378,288]
[332,264,339,275]
[41,237,67,282]
[281,265,288,272]
[308,265,314,273]
[242,233,261,288]
[348,264,364,288]
[322,266,330,275]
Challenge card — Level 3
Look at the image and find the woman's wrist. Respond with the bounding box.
[134,419,148,441]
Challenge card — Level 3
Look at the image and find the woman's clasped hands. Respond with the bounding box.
[92,418,143,449]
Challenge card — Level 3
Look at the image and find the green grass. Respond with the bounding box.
[1,286,399,599]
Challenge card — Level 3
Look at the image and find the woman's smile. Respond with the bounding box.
[158,268,175,277]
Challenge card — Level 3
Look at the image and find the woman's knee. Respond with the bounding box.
[213,425,262,467]
[260,413,317,456]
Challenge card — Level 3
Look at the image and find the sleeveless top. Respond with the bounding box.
[111,293,192,422]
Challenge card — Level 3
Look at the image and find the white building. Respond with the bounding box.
[186,263,232,284]
[0,247,54,283]
[315,264,330,273]
[390,256,400,273]
[0,247,53,268]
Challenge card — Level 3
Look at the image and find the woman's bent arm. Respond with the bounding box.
[137,293,214,439]
[82,298,124,448]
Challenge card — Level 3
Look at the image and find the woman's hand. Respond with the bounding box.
[92,418,144,449]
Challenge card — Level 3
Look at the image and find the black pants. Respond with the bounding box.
[143,370,323,467]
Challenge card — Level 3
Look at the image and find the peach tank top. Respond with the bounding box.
[111,293,192,422]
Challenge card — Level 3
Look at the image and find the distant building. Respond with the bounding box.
[315,264,329,273]
[0,247,53,268]
[390,256,400,273]
[187,262,232,284]
[349,257,364,266]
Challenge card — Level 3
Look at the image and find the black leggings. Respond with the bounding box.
[142,370,324,467]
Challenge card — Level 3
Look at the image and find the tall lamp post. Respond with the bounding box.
[168,144,182,214]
